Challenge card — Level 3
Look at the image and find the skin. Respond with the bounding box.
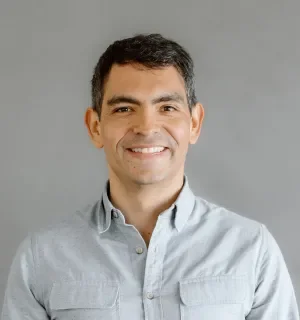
[85,63,204,246]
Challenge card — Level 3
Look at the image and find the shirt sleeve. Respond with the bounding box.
[246,223,299,319]
[1,233,50,319]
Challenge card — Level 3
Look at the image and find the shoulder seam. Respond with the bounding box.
[30,232,45,307]
[254,223,267,289]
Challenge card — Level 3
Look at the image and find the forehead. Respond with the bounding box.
[103,64,187,102]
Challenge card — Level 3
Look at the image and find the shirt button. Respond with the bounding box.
[112,210,119,218]
[136,247,144,254]
[146,292,154,300]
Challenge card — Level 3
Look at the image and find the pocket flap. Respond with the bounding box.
[179,275,246,307]
[49,281,119,310]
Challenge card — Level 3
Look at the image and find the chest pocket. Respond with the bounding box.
[179,275,246,320]
[49,281,120,320]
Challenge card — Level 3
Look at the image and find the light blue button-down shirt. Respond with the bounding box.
[1,175,299,319]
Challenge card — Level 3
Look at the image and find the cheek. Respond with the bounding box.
[102,124,125,151]
[169,120,190,145]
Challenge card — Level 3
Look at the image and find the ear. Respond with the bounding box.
[189,103,205,145]
[84,107,104,149]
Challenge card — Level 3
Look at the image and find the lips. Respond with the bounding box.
[129,147,166,153]
[126,145,166,149]
[125,147,168,160]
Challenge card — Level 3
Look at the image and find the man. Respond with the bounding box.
[1,34,299,319]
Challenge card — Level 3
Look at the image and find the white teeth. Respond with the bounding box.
[131,147,165,153]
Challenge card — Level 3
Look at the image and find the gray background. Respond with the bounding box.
[0,0,299,304]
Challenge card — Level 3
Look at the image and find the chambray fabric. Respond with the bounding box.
[1,175,299,319]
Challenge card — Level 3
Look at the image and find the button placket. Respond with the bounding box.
[142,220,162,313]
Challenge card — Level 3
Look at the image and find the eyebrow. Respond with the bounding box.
[106,92,186,107]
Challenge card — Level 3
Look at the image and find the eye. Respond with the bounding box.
[162,105,177,112]
[114,106,131,113]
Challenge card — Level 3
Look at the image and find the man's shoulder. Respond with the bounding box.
[30,199,101,244]
[195,195,263,234]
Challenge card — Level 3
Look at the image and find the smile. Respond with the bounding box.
[129,147,165,154]
[126,147,168,160]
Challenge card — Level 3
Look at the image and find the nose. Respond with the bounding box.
[132,109,159,135]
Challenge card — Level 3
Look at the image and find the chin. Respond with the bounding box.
[128,171,168,185]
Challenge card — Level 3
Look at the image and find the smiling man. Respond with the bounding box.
[85,58,203,246]
[1,34,299,319]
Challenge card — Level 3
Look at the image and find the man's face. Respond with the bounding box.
[86,63,204,185]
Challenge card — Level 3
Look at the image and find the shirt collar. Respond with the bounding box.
[99,174,196,234]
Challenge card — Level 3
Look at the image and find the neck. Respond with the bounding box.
[107,171,185,231]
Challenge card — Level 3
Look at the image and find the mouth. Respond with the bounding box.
[125,147,168,159]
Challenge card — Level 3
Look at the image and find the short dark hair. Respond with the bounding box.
[91,33,197,119]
